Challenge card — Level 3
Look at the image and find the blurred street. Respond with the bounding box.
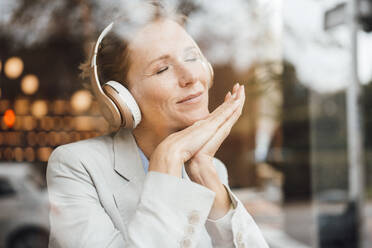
[234,186,372,248]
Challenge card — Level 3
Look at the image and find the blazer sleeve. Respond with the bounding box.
[47,146,217,248]
[205,158,269,248]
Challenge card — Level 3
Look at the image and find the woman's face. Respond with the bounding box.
[127,18,211,132]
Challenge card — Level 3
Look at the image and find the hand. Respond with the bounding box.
[185,83,245,219]
[148,84,243,178]
[191,83,245,158]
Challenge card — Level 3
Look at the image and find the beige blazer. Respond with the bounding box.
[47,128,268,248]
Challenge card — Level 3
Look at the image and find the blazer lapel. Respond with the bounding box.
[112,128,146,225]
[113,128,145,183]
[113,127,193,184]
[111,128,192,226]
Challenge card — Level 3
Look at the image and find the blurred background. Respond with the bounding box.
[0,0,372,247]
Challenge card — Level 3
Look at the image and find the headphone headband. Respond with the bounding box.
[89,21,213,130]
[91,22,114,68]
[90,22,142,129]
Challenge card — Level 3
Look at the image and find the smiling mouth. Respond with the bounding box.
[177,92,203,104]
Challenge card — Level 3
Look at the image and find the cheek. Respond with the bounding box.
[131,80,174,114]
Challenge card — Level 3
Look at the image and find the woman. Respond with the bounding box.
[47,3,268,248]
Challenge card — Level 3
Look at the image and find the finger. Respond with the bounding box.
[173,84,243,162]
[189,83,244,139]
[232,82,240,97]
[205,93,240,125]
[200,104,242,156]
[224,91,231,102]
[224,83,239,102]
[237,84,245,103]
[185,161,205,184]
[198,85,245,156]
[184,83,241,135]
[214,85,245,141]
[183,93,239,142]
[209,91,238,117]
[209,82,244,119]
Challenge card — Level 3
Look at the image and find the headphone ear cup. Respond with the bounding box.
[96,93,122,129]
[89,65,122,129]
[103,81,142,129]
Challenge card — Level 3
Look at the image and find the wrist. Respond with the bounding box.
[208,185,231,220]
[149,149,183,178]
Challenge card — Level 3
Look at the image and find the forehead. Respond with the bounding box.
[128,19,195,61]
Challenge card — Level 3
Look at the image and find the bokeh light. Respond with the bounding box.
[0,100,10,113]
[3,109,16,128]
[1,119,9,130]
[40,116,54,131]
[13,116,23,130]
[96,117,110,132]
[2,132,22,146]
[24,147,35,162]
[59,131,71,144]
[31,100,48,118]
[37,132,47,146]
[14,98,30,115]
[4,147,13,160]
[14,147,24,161]
[74,116,94,131]
[70,131,81,142]
[62,116,74,131]
[27,132,37,146]
[4,57,24,79]
[90,101,101,115]
[52,100,68,115]
[54,117,64,131]
[21,74,39,95]
[37,147,52,162]
[71,90,92,113]
[23,116,37,131]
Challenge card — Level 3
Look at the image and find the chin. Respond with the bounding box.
[180,109,210,128]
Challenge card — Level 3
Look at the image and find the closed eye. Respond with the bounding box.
[156,66,168,74]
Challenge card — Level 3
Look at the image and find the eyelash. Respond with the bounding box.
[156,67,168,74]
[154,56,198,75]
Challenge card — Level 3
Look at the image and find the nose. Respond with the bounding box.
[176,62,197,88]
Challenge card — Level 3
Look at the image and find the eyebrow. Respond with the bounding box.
[146,46,198,68]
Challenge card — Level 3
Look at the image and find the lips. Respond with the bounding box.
[177,91,203,104]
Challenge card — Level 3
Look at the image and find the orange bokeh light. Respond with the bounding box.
[3,109,15,128]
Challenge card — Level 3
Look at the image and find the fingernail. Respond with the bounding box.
[227,91,232,99]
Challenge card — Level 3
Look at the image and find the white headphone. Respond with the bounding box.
[90,22,213,130]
